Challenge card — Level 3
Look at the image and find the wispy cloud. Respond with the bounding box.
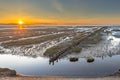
[52,0,64,13]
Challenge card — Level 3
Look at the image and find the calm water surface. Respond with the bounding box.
[0,54,120,77]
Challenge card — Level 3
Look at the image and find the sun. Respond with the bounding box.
[18,20,24,25]
[18,20,24,30]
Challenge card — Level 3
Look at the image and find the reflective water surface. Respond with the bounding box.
[0,54,120,77]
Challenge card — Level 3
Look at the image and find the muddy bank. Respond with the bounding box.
[0,76,120,80]
[0,74,120,80]
[0,68,16,77]
[0,67,120,80]
[109,69,120,77]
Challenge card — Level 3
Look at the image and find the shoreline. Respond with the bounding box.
[8,69,120,78]
[0,68,120,80]
[0,76,120,80]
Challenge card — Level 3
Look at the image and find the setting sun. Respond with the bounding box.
[18,20,24,25]
[18,20,24,30]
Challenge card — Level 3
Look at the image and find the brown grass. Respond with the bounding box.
[2,33,68,47]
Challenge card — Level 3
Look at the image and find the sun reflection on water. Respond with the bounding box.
[18,25,24,30]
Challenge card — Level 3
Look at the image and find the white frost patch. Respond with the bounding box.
[1,36,72,57]
[0,46,11,53]
[18,32,64,41]
[68,28,120,58]
[0,32,64,44]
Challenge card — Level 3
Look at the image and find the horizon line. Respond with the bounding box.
[0,22,120,26]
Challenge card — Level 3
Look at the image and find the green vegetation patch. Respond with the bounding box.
[44,44,68,56]
[69,57,79,62]
[44,46,60,56]
[82,32,103,44]
[44,33,86,57]
[87,57,95,63]
[71,46,82,53]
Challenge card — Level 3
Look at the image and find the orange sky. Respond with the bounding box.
[1,15,120,25]
[1,0,120,25]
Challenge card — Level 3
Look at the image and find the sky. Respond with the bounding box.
[0,0,120,25]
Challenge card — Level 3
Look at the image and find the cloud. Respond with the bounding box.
[52,0,64,13]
